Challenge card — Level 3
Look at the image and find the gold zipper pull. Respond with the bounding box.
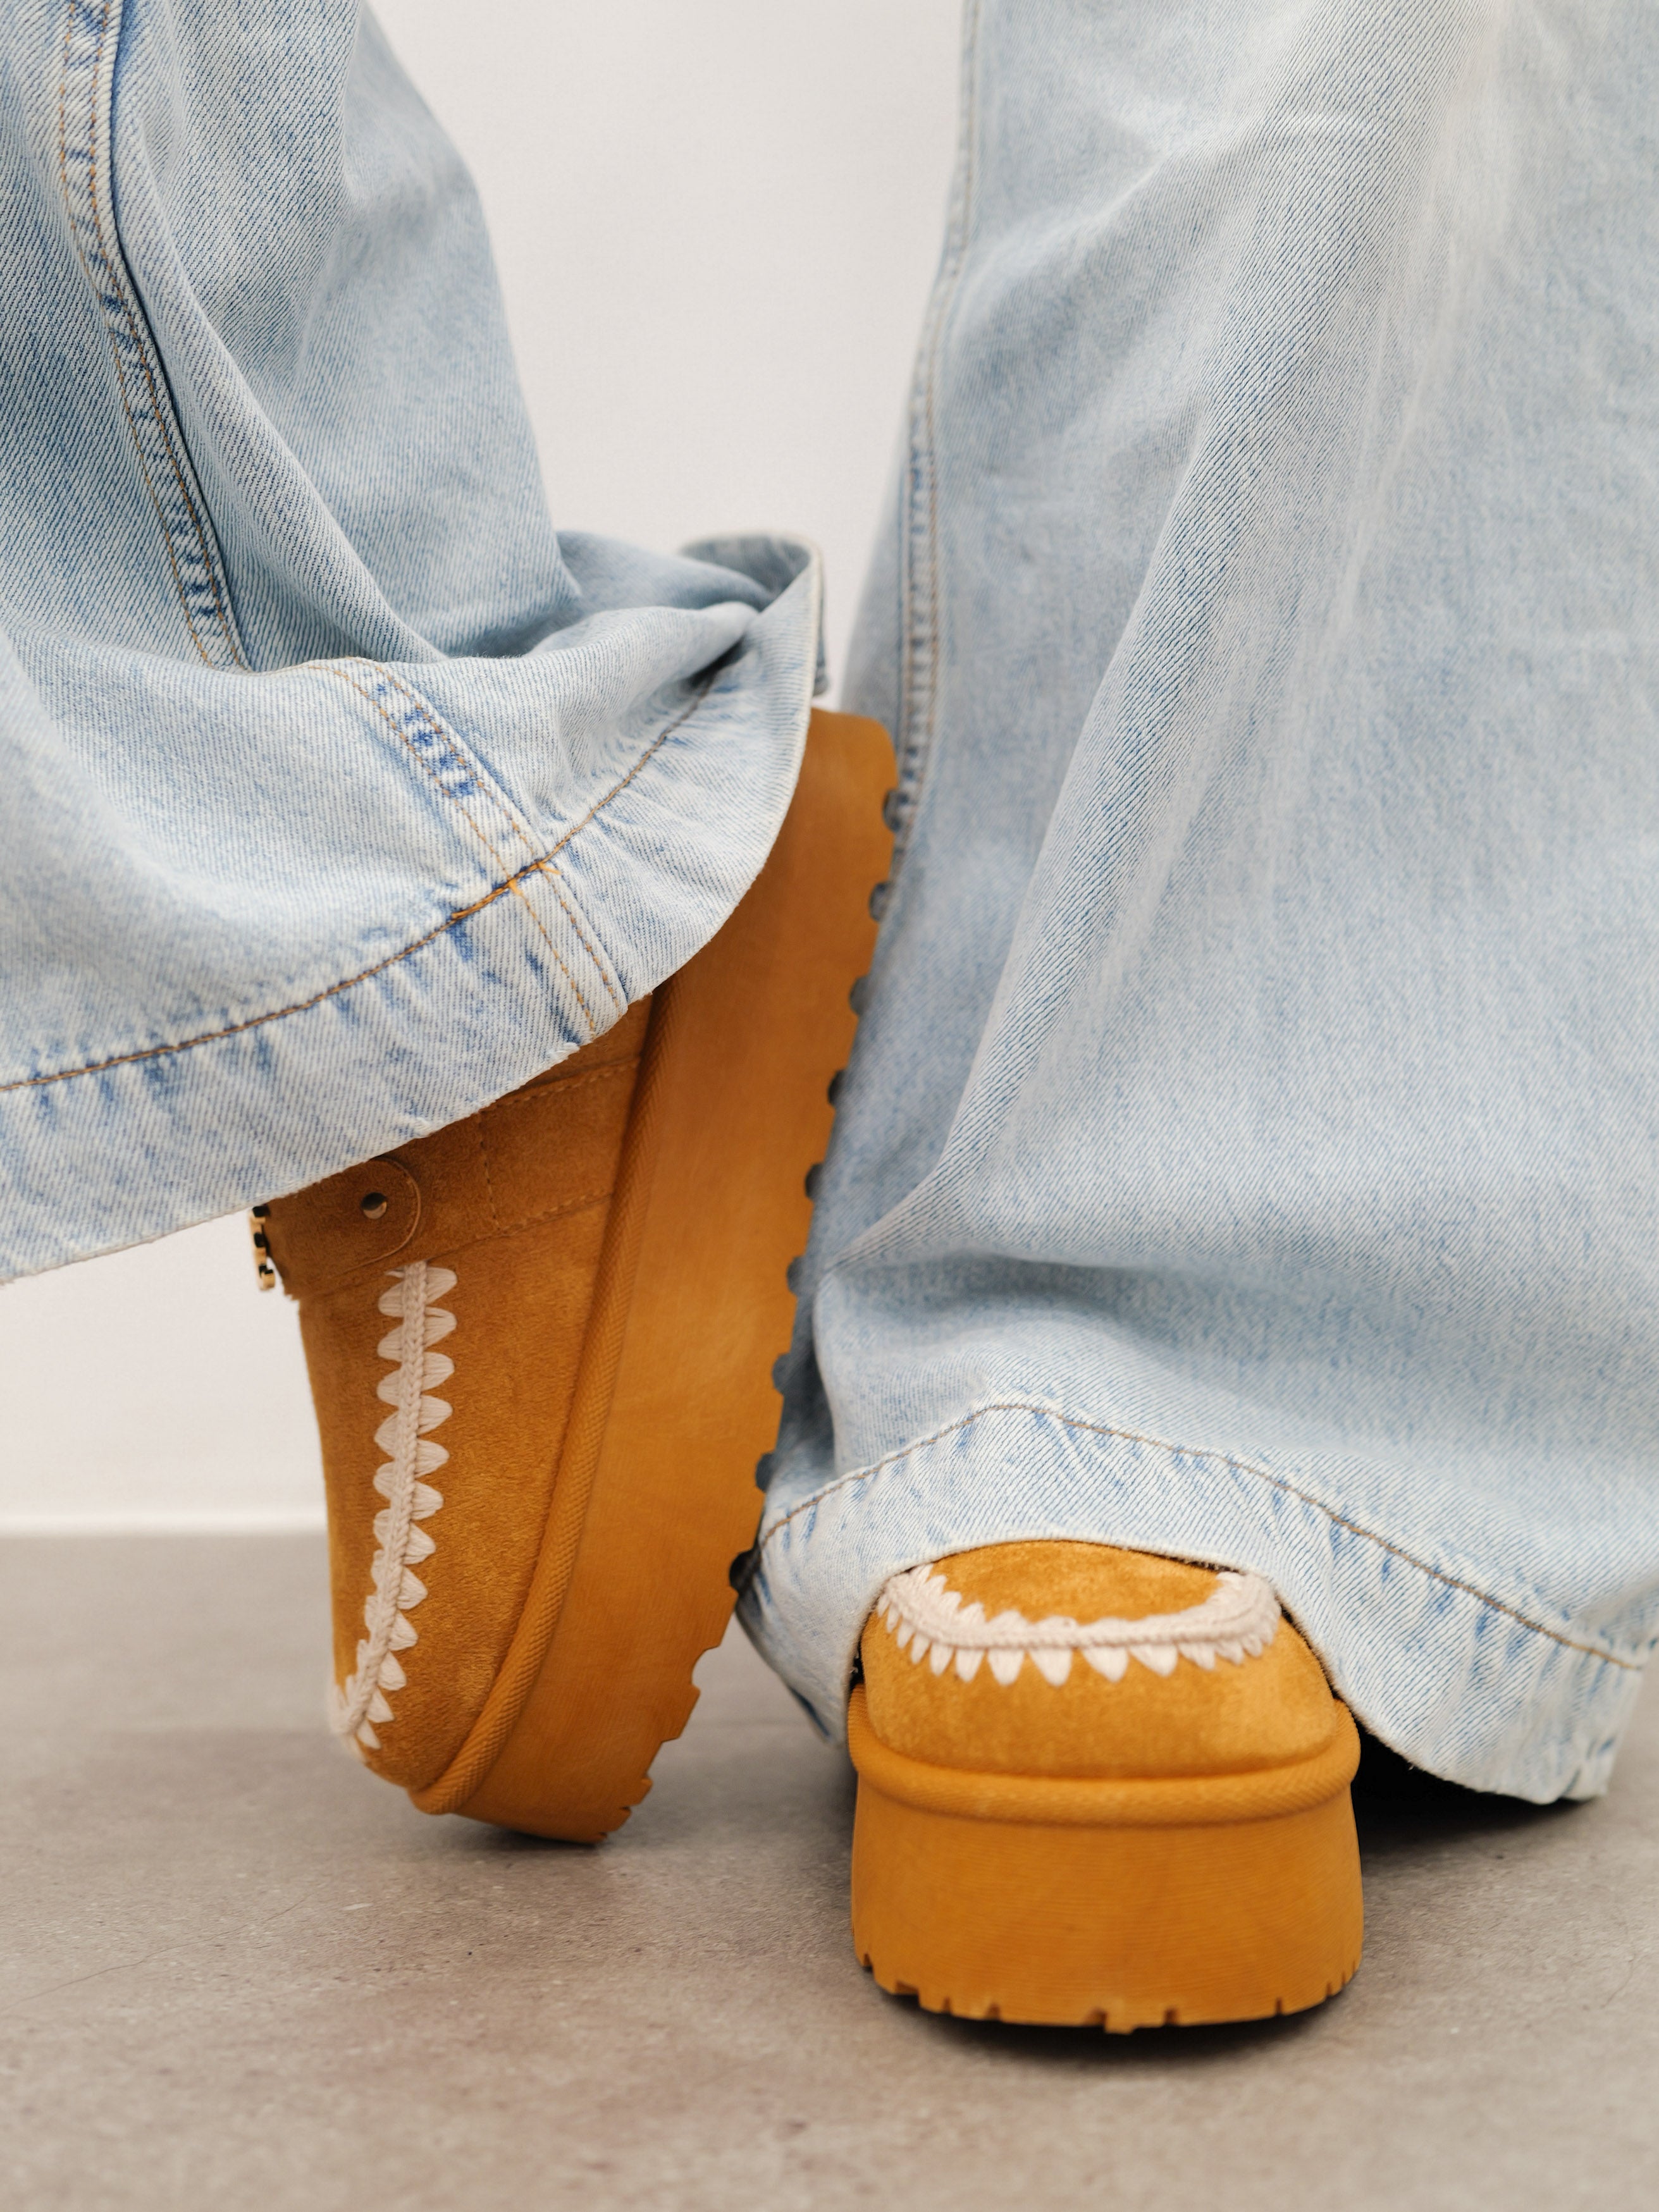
[249,1204,278,1291]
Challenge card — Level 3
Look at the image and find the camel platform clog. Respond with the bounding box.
[261,708,894,1841]
[850,1539,1364,2029]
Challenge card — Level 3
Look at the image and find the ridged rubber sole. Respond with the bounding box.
[407,709,894,1840]
[848,1685,1364,2029]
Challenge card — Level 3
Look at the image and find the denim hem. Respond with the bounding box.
[739,1401,1648,1803]
[0,556,820,1279]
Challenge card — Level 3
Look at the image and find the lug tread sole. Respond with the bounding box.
[848,1685,1365,2032]
[410,711,894,1840]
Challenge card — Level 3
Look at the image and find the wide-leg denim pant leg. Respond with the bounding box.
[742,0,1659,1802]
[0,4,820,1281]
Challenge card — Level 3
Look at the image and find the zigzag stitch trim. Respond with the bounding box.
[330,1261,455,1752]
[874,1561,1280,1687]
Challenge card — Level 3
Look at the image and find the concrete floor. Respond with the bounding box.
[1,1537,1654,2211]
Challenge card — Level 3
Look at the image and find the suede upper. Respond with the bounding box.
[264,1000,649,1790]
[861,1540,1343,1780]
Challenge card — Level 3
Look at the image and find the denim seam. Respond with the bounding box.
[326,665,534,873]
[0,685,713,1094]
[526,677,715,1004]
[540,873,626,1017]
[542,685,708,857]
[753,1399,1643,1672]
[371,666,619,1027]
[56,0,245,670]
[324,663,601,1038]
[0,860,548,1095]
[890,0,983,875]
[373,666,540,853]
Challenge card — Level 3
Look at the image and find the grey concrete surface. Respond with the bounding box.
[0,1536,1654,2211]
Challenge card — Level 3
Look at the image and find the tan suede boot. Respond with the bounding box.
[849,1540,1364,2028]
[261,708,892,1841]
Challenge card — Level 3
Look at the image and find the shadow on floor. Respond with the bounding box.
[882,1992,1333,2067]
[853,1728,1588,2068]
[1351,1727,1580,1858]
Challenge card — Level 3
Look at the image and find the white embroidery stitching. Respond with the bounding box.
[874,1561,1279,1687]
[330,1261,455,1752]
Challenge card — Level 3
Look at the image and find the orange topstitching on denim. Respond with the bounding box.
[56,0,245,670]
[754,1398,1643,1671]
[0,864,535,1097]
[1,681,715,1095]
[324,663,601,1038]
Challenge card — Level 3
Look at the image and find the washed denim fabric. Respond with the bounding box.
[9,3,1657,1807]
[0,0,820,1277]
[739,0,1659,1802]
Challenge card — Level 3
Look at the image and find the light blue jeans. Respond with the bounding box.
[742,0,1659,1803]
[0,1,821,1274]
[8,3,1657,1803]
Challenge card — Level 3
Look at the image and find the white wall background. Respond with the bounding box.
[0,1,963,1527]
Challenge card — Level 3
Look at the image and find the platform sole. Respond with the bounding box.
[848,1685,1364,2029]
[408,709,894,1840]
